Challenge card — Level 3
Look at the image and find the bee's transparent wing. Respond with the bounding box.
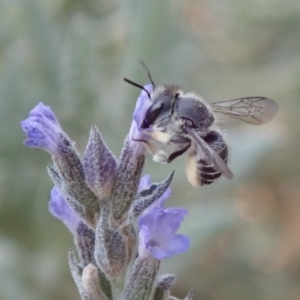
[210,97,278,125]
[185,128,233,179]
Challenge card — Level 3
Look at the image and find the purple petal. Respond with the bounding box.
[29,103,59,123]
[138,205,190,260]
[21,103,65,155]
[132,84,153,129]
[140,207,186,234]
[159,208,188,231]
[154,188,171,208]
[151,235,190,259]
[48,186,80,235]
[138,174,152,191]
[129,84,153,147]
[139,207,161,228]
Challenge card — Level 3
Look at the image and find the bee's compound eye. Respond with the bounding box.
[141,102,164,129]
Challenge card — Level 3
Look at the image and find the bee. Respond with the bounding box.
[124,62,279,187]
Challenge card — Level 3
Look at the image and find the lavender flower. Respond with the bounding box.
[21,102,70,155]
[22,103,100,227]
[22,83,193,300]
[138,203,190,260]
[48,186,80,235]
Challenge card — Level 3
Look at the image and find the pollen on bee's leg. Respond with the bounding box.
[144,140,168,164]
[144,140,163,156]
[150,130,171,144]
[185,152,202,187]
[153,150,168,164]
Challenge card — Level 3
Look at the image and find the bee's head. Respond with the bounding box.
[123,61,179,129]
[141,86,179,129]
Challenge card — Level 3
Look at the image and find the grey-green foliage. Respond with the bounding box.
[1,0,299,299]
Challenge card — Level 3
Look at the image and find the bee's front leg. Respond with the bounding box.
[154,135,191,164]
[165,135,191,163]
[134,138,168,164]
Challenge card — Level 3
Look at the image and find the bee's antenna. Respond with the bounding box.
[140,60,155,88]
[123,77,151,100]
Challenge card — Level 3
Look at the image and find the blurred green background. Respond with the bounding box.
[0,0,299,299]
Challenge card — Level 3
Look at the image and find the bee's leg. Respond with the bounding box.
[158,135,191,164]
[186,150,201,187]
[132,137,168,161]
[150,135,191,164]
[146,142,167,159]
[131,137,147,143]
[166,144,190,163]
[137,140,168,164]
[153,149,169,164]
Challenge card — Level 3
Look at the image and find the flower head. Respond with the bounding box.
[21,103,69,155]
[48,186,81,235]
[138,189,190,260]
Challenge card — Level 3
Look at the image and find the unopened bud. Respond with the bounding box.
[82,264,109,300]
[122,256,160,300]
[152,274,177,300]
[111,136,145,220]
[94,205,129,279]
[51,149,99,228]
[84,125,117,199]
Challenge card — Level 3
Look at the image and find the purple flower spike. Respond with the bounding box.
[138,206,190,260]
[49,186,81,235]
[21,103,67,155]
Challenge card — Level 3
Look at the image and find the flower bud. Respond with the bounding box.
[152,274,176,300]
[94,204,129,279]
[122,256,160,300]
[84,125,117,199]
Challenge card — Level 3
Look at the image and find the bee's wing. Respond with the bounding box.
[210,97,278,125]
[185,128,233,179]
